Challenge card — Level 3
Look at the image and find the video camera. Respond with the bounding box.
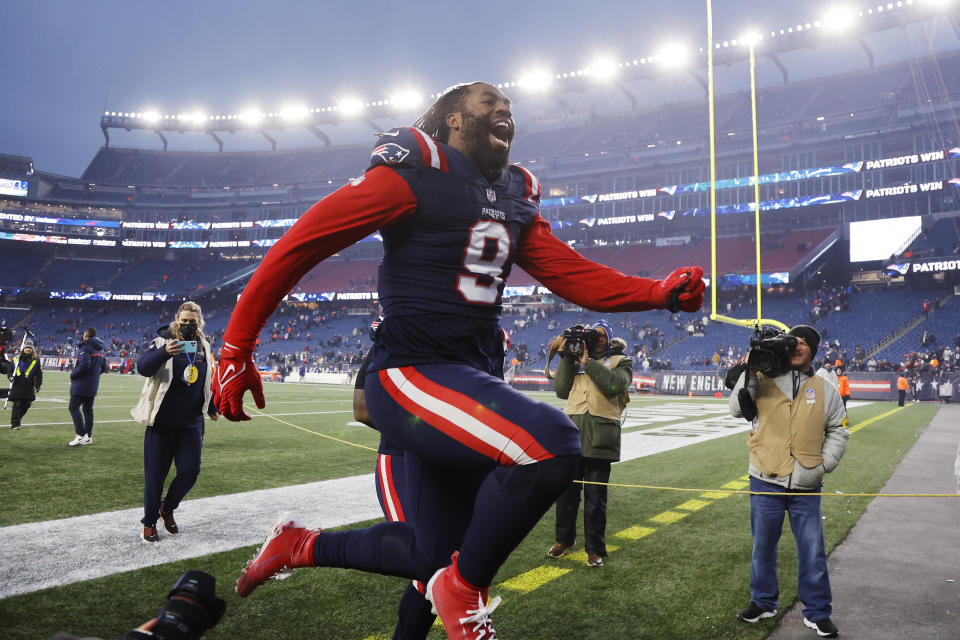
[0,324,14,377]
[120,570,225,640]
[561,324,601,359]
[0,324,13,347]
[747,326,797,376]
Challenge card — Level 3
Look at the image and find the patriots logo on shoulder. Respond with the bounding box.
[372,142,410,165]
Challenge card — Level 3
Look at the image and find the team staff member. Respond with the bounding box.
[730,325,847,638]
[896,373,908,406]
[836,368,850,408]
[216,82,705,639]
[8,338,42,430]
[68,327,109,446]
[132,302,219,543]
[547,320,629,568]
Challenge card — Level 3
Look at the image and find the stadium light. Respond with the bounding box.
[739,31,763,47]
[655,42,690,68]
[239,109,262,125]
[389,91,423,110]
[280,104,309,122]
[518,68,554,91]
[337,98,365,116]
[187,111,207,125]
[587,57,619,80]
[142,111,161,124]
[822,5,858,33]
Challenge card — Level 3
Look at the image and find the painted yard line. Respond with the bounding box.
[0,474,383,599]
[848,405,907,434]
[499,566,572,594]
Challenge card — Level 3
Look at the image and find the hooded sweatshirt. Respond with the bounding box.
[70,336,108,396]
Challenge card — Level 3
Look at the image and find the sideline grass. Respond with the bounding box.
[0,372,939,639]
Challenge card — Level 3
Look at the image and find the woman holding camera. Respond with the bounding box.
[132,302,219,543]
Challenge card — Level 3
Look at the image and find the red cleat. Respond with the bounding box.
[426,552,501,640]
[236,512,320,598]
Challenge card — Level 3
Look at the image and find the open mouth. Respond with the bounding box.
[489,120,512,150]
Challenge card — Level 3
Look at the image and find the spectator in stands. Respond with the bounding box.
[730,325,847,638]
[67,328,108,446]
[131,302,219,543]
[547,320,630,568]
[897,373,908,406]
[7,339,42,430]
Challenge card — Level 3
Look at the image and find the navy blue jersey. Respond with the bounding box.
[365,128,542,373]
[368,127,541,319]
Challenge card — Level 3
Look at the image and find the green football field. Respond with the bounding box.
[0,371,938,639]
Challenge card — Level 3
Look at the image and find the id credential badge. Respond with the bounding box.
[184,365,200,384]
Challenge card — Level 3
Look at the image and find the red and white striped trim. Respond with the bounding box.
[410,127,448,171]
[513,164,541,203]
[377,453,405,522]
[850,381,892,391]
[378,366,552,466]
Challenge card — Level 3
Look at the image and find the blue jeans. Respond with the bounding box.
[749,475,832,621]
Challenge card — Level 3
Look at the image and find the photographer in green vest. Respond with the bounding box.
[546,320,630,568]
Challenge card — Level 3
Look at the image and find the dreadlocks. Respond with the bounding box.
[411,82,476,143]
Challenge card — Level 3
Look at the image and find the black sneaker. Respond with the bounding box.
[804,616,839,638]
[141,525,159,543]
[738,602,777,623]
[159,505,178,534]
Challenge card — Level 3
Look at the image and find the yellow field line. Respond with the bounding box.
[244,404,378,453]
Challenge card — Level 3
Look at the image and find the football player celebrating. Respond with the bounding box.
[216,81,705,640]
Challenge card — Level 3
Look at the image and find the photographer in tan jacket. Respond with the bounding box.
[729,325,847,638]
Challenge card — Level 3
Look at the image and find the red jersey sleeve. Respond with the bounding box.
[516,214,662,312]
[223,166,417,352]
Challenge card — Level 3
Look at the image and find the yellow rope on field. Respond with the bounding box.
[244,404,379,453]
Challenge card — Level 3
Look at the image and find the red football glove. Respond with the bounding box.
[652,266,706,313]
[213,342,265,421]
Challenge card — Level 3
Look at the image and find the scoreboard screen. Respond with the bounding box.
[0,178,28,197]
[849,216,921,263]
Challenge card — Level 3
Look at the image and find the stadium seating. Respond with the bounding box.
[873,295,959,364]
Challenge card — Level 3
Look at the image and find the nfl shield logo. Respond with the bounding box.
[486,187,497,203]
[805,388,816,401]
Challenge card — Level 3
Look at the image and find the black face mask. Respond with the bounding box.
[179,323,198,340]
